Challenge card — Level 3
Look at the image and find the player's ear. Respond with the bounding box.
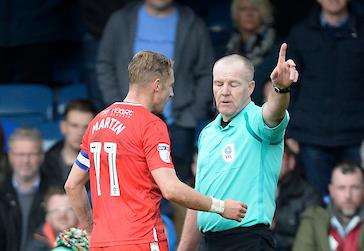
[152,78,161,93]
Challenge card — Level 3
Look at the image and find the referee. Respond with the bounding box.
[178,43,299,251]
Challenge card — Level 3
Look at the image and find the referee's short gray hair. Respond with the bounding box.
[214,54,255,82]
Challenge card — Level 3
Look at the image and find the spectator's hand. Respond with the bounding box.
[270,43,299,88]
[221,199,247,222]
[286,138,300,154]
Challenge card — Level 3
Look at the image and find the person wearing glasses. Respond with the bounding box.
[0,128,58,251]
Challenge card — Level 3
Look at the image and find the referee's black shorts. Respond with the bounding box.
[199,224,275,251]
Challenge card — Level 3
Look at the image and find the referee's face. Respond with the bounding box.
[213,61,254,121]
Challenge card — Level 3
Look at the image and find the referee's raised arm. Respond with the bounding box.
[263,43,299,127]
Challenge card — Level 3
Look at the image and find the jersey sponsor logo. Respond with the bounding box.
[222,144,235,163]
[110,108,134,118]
[157,143,171,163]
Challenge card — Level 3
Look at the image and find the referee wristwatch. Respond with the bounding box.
[273,84,291,94]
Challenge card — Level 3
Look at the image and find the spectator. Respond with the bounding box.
[270,0,315,38]
[226,0,279,105]
[0,0,81,84]
[273,141,322,251]
[78,0,131,39]
[0,128,57,251]
[28,187,79,251]
[286,0,364,195]
[293,162,364,251]
[97,0,214,184]
[42,100,96,186]
[78,0,132,108]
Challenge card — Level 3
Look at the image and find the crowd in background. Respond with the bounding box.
[0,0,363,250]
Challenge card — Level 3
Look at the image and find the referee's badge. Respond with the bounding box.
[157,143,171,163]
[222,144,235,163]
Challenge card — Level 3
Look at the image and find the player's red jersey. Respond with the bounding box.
[76,102,174,248]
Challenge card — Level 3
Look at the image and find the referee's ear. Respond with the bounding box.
[248,80,255,96]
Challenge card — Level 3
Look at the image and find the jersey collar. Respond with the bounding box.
[214,101,255,130]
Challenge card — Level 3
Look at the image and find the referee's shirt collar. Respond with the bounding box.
[214,101,255,130]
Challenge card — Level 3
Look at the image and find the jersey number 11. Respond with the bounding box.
[90,142,120,196]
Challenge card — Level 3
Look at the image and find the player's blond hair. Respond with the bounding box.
[128,51,173,85]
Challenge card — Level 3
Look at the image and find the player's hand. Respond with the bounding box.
[270,43,299,88]
[221,199,247,222]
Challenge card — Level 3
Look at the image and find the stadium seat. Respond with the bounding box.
[57,83,89,116]
[0,84,53,126]
[38,120,62,151]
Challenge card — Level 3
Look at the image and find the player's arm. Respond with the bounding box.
[64,163,92,234]
[263,43,298,127]
[177,209,201,251]
[151,168,247,221]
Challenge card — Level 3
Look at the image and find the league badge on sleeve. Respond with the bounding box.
[157,143,171,163]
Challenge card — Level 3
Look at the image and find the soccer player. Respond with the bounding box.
[65,51,247,251]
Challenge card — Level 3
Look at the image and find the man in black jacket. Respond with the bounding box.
[0,128,57,251]
[286,0,364,195]
[42,100,96,186]
[97,0,214,184]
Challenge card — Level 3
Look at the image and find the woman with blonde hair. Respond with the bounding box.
[226,0,276,67]
[224,0,278,105]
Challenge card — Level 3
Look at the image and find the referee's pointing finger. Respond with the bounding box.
[278,43,287,65]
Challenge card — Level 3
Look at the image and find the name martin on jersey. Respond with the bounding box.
[92,117,126,135]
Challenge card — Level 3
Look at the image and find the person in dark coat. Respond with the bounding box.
[285,0,364,195]
[0,128,58,251]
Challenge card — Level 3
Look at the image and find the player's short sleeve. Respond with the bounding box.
[249,107,290,144]
[142,119,174,171]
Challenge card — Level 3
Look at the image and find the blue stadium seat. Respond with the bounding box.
[57,83,89,116]
[0,84,53,126]
[38,120,62,151]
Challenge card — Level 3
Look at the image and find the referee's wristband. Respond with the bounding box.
[273,84,291,93]
[209,197,225,214]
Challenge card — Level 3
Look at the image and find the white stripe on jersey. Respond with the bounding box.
[76,151,90,169]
